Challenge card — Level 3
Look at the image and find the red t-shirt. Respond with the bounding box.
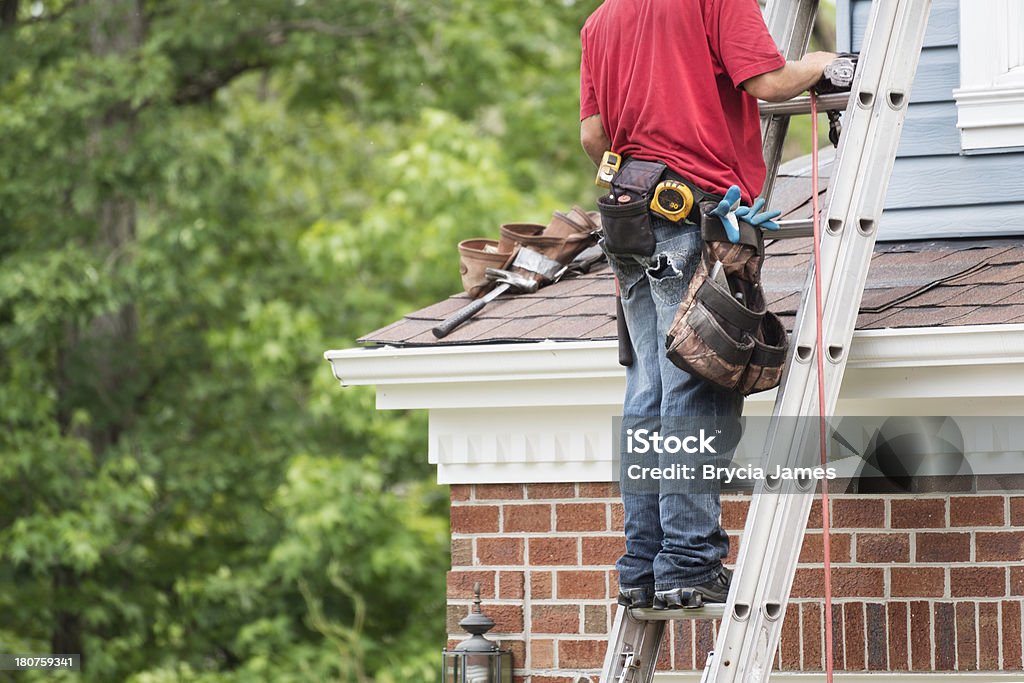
[580,0,786,202]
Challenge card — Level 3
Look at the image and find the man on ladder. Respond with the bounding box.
[579,0,834,611]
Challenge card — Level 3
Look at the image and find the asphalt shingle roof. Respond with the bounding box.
[359,160,1024,347]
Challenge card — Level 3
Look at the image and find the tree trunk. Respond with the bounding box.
[51,0,146,662]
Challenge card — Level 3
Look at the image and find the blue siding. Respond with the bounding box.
[836,0,1024,240]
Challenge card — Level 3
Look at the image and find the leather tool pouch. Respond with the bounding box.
[665,200,789,395]
[597,159,667,258]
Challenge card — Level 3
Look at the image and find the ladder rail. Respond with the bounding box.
[704,1,933,681]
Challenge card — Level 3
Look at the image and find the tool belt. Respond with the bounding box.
[664,201,789,396]
[498,207,600,286]
[596,159,716,258]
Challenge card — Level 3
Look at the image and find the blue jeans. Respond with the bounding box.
[604,215,743,592]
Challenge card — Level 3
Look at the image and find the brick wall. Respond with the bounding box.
[446,483,1024,682]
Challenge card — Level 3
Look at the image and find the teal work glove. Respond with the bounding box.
[709,185,743,243]
[736,197,782,232]
[710,186,782,243]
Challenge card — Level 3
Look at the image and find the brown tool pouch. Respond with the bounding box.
[665,201,789,395]
[499,208,599,285]
[458,238,514,298]
[596,159,668,258]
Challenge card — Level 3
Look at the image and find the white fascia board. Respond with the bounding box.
[326,325,1024,484]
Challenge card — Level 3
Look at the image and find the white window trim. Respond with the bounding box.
[953,0,1024,151]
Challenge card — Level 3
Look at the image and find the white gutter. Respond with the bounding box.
[326,323,1024,388]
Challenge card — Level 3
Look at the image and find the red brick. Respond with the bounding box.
[673,619,694,670]
[531,639,555,669]
[978,602,1000,669]
[694,620,715,666]
[531,604,579,633]
[976,531,1024,561]
[1011,497,1024,525]
[956,602,978,671]
[584,604,609,634]
[450,484,471,502]
[909,601,932,671]
[802,602,823,670]
[794,568,877,600]
[451,538,473,566]
[832,498,885,528]
[579,482,619,498]
[488,604,524,633]
[844,602,866,670]
[503,503,551,532]
[1004,600,1023,670]
[891,566,945,597]
[558,639,605,669]
[800,532,852,563]
[1014,567,1024,596]
[934,602,956,670]
[499,571,524,599]
[808,499,823,528]
[780,603,801,670]
[888,602,910,671]
[857,533,910,563]
[792,568,824,598]
[447,604,467,633]
[556,502,607,532]
[526,483,575,499]
[502,639,526,666]
[721,498,750,530]
[556,570,607,600]
[950,496,1005,527]
[656,631,672,671]
[476,537,524,565]
[447,570,496,599]
[582,535,625,566]
[830,603,845,670]
[610,502,624,531]
[475,483,524,500]
[531,677,574,683]
[951,567,1006,598]
[916,532,971,562]
[866,602,888,671]
[529,537,578,565]
[892,498,946,528]
[530,571,552,599]
[450,504,500,533]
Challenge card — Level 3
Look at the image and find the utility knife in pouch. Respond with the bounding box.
[596,159,667,258]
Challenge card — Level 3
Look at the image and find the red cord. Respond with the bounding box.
[810,91,835,683]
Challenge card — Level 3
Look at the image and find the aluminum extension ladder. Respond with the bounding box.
[595,1,932,681]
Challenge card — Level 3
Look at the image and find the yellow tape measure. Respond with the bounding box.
[595,151,622,188]
[649,180,694,222]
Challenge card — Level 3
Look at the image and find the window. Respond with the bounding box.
[953,0,1024,151]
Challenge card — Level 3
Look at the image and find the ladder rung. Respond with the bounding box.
[629,604,727,621]
[759,92,850,116]
[773,218,814,238]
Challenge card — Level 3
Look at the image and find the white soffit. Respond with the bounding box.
[325,325,1024,484]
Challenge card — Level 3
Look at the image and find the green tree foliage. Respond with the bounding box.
[0,0,834,680]
[0,0,602,680]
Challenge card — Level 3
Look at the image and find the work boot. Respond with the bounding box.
[617,586,654,609]
[653,567,732,610]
